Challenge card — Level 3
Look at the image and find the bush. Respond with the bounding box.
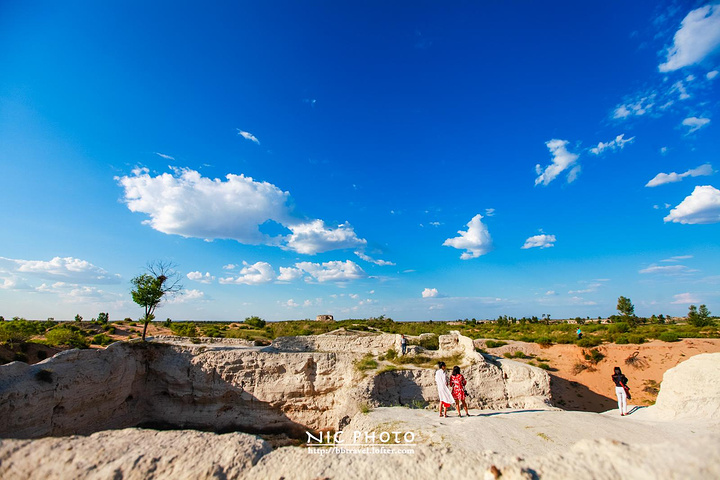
[535,337,553,347]
[245,316,266,328]
[614,335,630,344]
[416,335,439,351]
[608,323,630,334]
[385,348,398,360]
[355,354,378,372]
[45,327,89,349]
[584,348,605,365]
[91,334,113,346]
[537,362,551,370]
[627,334,645,344]
[576,336,602,348]
[485,340,507,348]
[170,322,198,337]
[658,332,679,342]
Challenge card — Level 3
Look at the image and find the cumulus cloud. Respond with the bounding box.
[237,129,260,144]
[659,4,720,72]
[187,271,215,283]
[222,264,237,270]
[443,214,493,259]
[589,134,635,155]
[671,292,701,304]
[0,256,120,284]
[646,163,713,187]
[681,116,711,134]
[277,267,304,282]
[664,185,720,224]
[219,261,275,285]
[116,167,366,254]
[294,260,365,282]
[285,220,366,255]
[422,288,440,298]
[355,251,395,266]
[521,234,556,249]
[534,139,580,186]
[168,289,205,304]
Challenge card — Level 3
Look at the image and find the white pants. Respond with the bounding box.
[615,386,627,414]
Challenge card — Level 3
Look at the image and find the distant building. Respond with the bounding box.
[316,315,334,322]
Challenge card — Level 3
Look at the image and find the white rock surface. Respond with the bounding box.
[651,352,720,421]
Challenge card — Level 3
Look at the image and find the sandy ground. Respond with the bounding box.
[482,338,720,411]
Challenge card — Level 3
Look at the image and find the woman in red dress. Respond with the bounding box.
[450,366,470,417]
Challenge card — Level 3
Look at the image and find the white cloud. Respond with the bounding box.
[646,163,714,187]
[612,94,656,119]
[681,116,711,134]
[355,251,395,266]
[116,167,366,254]
[589,134,635,155]
[294,260,365,282]
[545,290,556,296]
[639,264,695,275]
[154,152,175,160]
[664,185,720,224]
[443,214,493,259]
[522,234,556,249]
[169,289,205,304]
[277,266,304,282]
[222,264,237,270]
[708,70,719,79]
[219,261,275,285]
[661,255,693,262]
[0,256,120,284]
[187,271,215,283]
[282,299,300,308]
[422,288,440,298]
[671,292,701,304]
[285,220,366,254]
[484,208,495,217]
[659,4,720,72]
[672,81,691,100]
[534,139,579,186]
[237,129,260,144]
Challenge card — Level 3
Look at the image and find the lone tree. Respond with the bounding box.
[131,261,183,341]
[617,296,635,317]
[688,304,713,327]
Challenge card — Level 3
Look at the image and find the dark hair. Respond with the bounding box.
[437,361,446,369]
[614,367,622,375]
[452,366,460,375]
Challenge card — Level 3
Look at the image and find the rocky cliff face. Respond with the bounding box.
[0,331,551,440]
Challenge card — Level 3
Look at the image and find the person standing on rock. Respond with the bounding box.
[612,366,630,416]
[435,362,454,417]
[450,366,470,417]
[400,334,408,355]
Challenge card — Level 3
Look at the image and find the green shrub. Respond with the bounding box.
[170,322,198,337]
[385,348,398,360]
[415,335,439,350]
[576,336,602,348]
[485,340,507,348]
[244,316,266,328]
[658,332,679,342]
[608,323,630,334]
[537,362,551,370]
[355,354,378,372]
[627,334,645,344]
[45,327,89,349]
[614,335,630,344]
[535,337,552,347]
[584,348,605,364]
[91,334,113,346]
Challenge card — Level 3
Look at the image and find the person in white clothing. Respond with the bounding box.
[435,362,455,417]
[611,366,630,416]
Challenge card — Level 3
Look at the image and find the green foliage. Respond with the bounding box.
[627,334,645,344]
[45,327,89,349]
[608,322,630,334]
[91,334,113,346]
[96,312,109,324]
[535,336,552,347]
[384,348,398,360]
[485,340,507,348]
[614,335,630,344]
[688,304,714,327]
[170,322,198,337]
[244,316,267,328]
[576,336,602,348]
[0,318,55,344]
[658,332,679,342]
[163,318,172,328]
[354,354,378,372]
[537,362,551,370]
[131,262,183,341]
[583,348,605,364]
[411,334,439,350]
[74,314,83,322]
[617,296,635,317]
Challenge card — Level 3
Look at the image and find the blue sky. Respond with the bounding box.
[1,1,719,321]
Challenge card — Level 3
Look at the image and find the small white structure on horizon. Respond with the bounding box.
[316,315,334,322]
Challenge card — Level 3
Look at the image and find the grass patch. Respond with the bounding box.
[583,348,605,365]
[485,340,507,348]
[355,354,378,372]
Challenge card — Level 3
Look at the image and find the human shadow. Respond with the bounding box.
[549,374,617,412]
